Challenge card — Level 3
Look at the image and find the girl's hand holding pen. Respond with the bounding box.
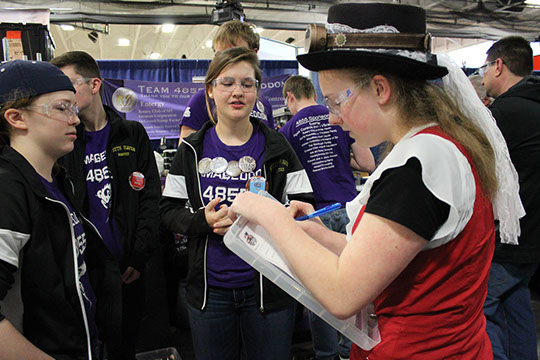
[294,203,343,221]
[289,200,324,224]
[289,200,326,234]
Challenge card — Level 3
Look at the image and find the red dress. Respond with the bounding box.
[351,127,494,359]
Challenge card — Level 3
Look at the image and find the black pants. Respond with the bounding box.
[104,277,145,360]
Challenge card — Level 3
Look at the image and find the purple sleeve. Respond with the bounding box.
[347,132,355,146]
[278,120,293,144]
[260,96,275,130]
[179,89,211,131]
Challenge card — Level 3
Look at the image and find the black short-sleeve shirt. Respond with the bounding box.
[364,157,451,241]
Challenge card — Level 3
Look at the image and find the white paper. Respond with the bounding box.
[235,218,300,282]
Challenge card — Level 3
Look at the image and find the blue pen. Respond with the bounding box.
[295,202,343,221]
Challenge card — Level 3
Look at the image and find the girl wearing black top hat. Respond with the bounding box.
[0,60,107,359]
[225,3,523,359]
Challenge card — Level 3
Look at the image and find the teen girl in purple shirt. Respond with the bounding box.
[161,47,313,360]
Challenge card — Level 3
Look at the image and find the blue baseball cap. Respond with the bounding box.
[0,60,75,106]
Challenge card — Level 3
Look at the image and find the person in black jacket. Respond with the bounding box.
[0,60,115,359]
[50,51,161,360]
[160,47,314,360]
[480,36,540,360]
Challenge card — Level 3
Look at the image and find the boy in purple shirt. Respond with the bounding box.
[0,59,102,359]
[279,75,375,360]
[178,20,275,145]
[51,51,161,360]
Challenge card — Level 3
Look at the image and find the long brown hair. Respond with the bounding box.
[346,67,497,199]
[204,47,262,124]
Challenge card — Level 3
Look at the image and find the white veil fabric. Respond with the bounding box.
[437,54,525,245]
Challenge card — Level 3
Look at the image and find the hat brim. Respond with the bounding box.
[297,50,448,80]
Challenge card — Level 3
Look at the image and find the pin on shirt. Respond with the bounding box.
[129,171,146,191]
[198,155,257,176]
[210,157,228,173]
[246,175,268,194]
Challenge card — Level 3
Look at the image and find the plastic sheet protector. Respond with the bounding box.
[224,216,381,350]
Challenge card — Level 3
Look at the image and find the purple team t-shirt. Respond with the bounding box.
[199,124,266,288]
[179,88,276,130]
[40,176,99,352]
[84,123,124,262]
[279,104,357,209]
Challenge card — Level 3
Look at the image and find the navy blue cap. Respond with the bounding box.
[0,60,75,106]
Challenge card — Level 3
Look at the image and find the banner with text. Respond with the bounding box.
[260,73,289,110]
[103,74,290,139]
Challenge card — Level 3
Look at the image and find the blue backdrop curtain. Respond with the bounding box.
[97,59,299,82]
[96,59,299,148]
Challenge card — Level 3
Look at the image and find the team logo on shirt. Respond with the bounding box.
[250,100,268,121]
[78,273,93,308]
[256,100,264,112]
[183,107,191,118]
[96,183,112,209]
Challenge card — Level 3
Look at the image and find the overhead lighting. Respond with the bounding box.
[60,24,75,31]
[150,52,161,59]
[525,0,540,4]
[118,38,130,46]
[206,40,213,48]
[162,24,175,33]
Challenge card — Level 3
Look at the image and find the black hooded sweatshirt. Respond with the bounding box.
[490,75,540,263]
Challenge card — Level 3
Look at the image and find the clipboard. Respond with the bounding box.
[224,215,381,350]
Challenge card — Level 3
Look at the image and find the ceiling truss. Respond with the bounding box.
[1,0,539,60]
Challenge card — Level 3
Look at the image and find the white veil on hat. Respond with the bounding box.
[437,54,525,245]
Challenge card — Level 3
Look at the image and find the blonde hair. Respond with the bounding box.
[347,68,497,199]
[204,47,262,124]
[213,20,260,51]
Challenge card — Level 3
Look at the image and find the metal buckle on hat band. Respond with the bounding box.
[305,24,432,53]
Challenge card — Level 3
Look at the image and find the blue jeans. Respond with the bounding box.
[308,208,353,360]
[187,286,296,360]
[484,261,539,360]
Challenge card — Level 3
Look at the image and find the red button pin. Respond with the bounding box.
[129,171,146,191]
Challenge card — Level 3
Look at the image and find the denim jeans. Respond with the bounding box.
[308,208,353,360]
[187,286,296,360]
[484,261,539,360]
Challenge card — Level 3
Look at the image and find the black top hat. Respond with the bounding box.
[0,60,75,106]
[297,3,448,80]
